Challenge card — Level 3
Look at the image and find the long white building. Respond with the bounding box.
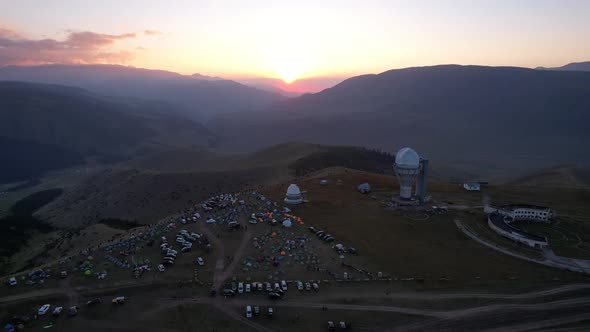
[485,204,554,249]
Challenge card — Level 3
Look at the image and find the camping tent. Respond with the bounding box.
[282,219,293,228]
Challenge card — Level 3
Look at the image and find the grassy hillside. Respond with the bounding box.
[0,81,214,183]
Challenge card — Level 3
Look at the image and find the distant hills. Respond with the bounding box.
[536,61,590,72]
[210,65,590,176]
[0,64,285,120]
[2,63,590,181]
[0,81,214,181]
[507,166,590,188]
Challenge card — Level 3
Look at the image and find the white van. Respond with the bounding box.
[246,305,252,318]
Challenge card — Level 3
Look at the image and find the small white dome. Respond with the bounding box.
[394,147,420,169]
[287,184,301,195]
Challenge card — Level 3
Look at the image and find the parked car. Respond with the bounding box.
[254,306,260,316]
[305,282,312,291]
[38,304,51,315]
[274,282,280,291]
[245,283,251,293]
[266,282,272,292]
[238,282,244,294]
[8,277,17,286]
[257,282,263,291]
[52,306,63,316]
[297,281,303,291]
[281,280,288,291]
[268,307,274,317]
[112,296,126,304]
[246,305,252,318]
[197,257,205,266]
[231,282,237,291]
[206,218,216,224]
[157,264,165,272]
[268,292,282,300]
[312,283,319,292]
[86,298,102,306]
[223,289,236,296]
[67,306,78,316]
[328,321,335,331]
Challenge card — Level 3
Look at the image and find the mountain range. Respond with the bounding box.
[536,61,590,72]
[1,62,590,182]
[210,65,590,175]
[0,64,285,120]
[0,81,213,181]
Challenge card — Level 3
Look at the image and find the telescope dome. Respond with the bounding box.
[394,147,420,169]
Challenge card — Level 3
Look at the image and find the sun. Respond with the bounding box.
[271,54,306,84]
[277,67,300,84]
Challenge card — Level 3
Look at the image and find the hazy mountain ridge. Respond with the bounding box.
[0,81,214,182]
[0,64,286,120]
[210,65,590,177]
[536,61,590,72]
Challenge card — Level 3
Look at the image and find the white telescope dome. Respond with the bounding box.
[287,184,301,196]
[395,147,420,169]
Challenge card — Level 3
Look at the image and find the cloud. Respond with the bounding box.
[144,30,162,36]
[0,28,139,66]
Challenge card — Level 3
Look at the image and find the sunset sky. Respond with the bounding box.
[1,0,589,86]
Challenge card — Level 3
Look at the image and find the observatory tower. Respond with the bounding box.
[393,147,428,203]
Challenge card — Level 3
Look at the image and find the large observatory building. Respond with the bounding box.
[393,147,428,203]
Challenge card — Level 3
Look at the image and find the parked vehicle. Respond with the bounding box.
[157,264,165,272]
[328,321,335,332]
[112,296,126,304]
[339,321,350,329]
[223,289,235,296]
[266,282,272,292]
[281,280,288,291]
[268,307,274,317]
[52,306,63,316]
[231,282,237,291]
[86,298,102,306]
[8,277,17,286]
[38,304,51,315]
[67,306,78,316]
[197,257,205,266]
[254,306,260,316]
[305,282,312,291]
[257,282,263,291]
[246,305,252,318]
[245,283,251,293]
[297,281,303,291]
[312,283,319,292]
[238,282,244,294]
[268,292,282,300]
